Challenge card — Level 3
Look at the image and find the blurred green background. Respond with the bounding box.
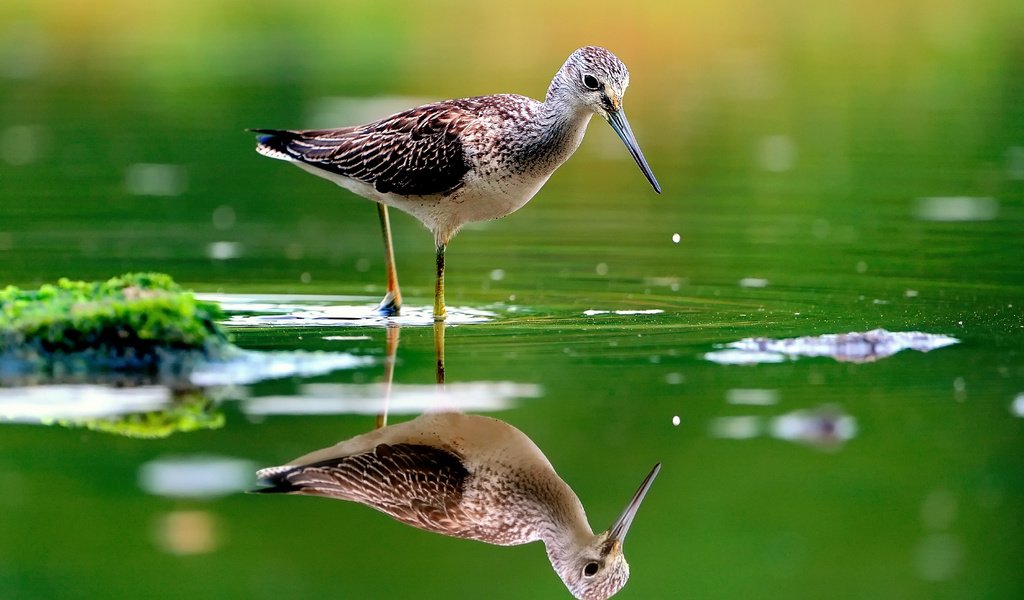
[1,0,1022,599]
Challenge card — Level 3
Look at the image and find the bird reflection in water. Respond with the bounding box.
[256,324,659,600]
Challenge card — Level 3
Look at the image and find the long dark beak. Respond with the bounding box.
[607,463,661,546]
[606,110,662,194]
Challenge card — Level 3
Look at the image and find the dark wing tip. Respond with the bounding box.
[250,129,302,159]
[250,466,302,494]
[248,128,285,143]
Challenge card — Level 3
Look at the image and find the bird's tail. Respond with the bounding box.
[248,128,299,162]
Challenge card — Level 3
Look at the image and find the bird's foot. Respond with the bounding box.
[376,291,401,317]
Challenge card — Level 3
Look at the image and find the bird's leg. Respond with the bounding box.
[433,320,446,385]
[433,242,447,322]
[375,203,402,316]
[376,324,400,429]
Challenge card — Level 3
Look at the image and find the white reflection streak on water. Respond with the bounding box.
[726,388,780,406]
[710,405,857,448]
[709,416,762,439]
[738,277,769,288]
[194,292,373,315]
[198,293,498,327]
[0,385,170,421]
[224,304,495,327]
[705,329,959,365]
[915,196,998,221]
[243,381,542,416]
[124,163,187,196]
[770,406,857,447]
[188,350,373,387]
[704,350,786,365]
[206,241,243,260]
[583,309,664,316]
[139,455,255,499]
[1011,393,1024,417]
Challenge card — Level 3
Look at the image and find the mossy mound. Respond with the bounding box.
[1,273,228,372]
[58,391,225,439]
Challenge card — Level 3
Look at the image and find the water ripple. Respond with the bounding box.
[704,329,959,365]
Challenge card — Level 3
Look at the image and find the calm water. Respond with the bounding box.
[1,1,1023,599]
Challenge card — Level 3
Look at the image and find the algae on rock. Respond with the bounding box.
[1,273,228,372]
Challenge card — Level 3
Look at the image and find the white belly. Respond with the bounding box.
[295,159,555,245]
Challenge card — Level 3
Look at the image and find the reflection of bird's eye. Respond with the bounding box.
[582,75,601,90]
[583,562,600,577]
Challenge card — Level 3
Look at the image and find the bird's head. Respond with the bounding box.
[552,46,661,193]
[561,46,632,118]
[549,463,661,600]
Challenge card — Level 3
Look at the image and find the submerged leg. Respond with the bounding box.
[376,324,400,429]
[433,320,445,385]
[375,203,402,316]
[433,242,447,322]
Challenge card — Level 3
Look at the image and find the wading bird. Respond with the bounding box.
[253,46,660,320]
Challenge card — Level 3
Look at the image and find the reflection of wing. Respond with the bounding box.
[256,443,472,533]
[253,100,479,196]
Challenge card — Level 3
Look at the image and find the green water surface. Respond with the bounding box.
[1,1,1022,599]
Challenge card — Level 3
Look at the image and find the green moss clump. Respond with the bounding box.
[55,391,225,439]
[1,273,226,368]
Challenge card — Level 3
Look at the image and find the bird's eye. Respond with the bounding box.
[582,74,601,90]
[583,562,600,577]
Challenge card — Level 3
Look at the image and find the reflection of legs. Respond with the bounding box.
[376,324,400,429]
[433,242,447,321]
[376,203,402,316]
[433,320,445,386]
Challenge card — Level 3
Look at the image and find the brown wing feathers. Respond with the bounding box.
[255,443,471,529]
[252,102,476,197]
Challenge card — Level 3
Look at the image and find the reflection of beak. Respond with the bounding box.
[605,109,662,194]
[607,463,661,546]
